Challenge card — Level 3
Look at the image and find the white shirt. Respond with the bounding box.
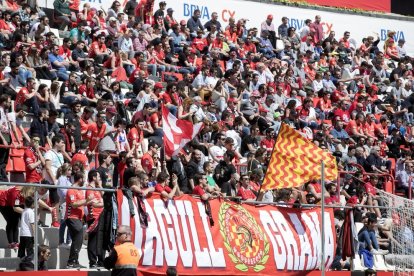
[43,149,64,183]
[209,145,226,167]
[20,208,35,237]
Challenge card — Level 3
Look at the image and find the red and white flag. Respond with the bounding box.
[162,105,203,157]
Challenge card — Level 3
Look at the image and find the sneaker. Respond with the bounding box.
[66,263,86,269]
[371,249,389,255]
[90,264,98,269]
[51,221,60,228]
[39,221,49,227]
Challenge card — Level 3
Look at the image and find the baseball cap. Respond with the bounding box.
[201,101,210,106]
[154,82,163,89]
[267,14,273,20]
[180,20,186,26]
[167,8,174,12]
[109,17,117,22]
[228,98,238,103]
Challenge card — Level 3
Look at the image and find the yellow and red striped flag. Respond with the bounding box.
[262,123,338,191]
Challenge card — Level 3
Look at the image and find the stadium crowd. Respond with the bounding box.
[0,0,413,271]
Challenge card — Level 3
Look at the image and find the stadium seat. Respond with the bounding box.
[373,254,391,271]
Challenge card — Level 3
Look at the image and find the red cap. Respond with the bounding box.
[267,14,273,20]
[154,82,163,89]
[201,101,211,106]
[228,98,238,103]
[180,20,186,26]
[371,84,379,91]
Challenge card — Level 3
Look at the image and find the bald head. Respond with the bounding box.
[118,225,132,235]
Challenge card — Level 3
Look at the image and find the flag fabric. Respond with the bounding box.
[262,123,338,191]
[162,105,203,157]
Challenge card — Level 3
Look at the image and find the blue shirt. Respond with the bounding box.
[48,53,66,73]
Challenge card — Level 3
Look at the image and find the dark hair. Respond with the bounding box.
[73,171,84,183]
[156,171,169,183]
[51,135,64,146]
[194,173,204,186]
[80,140,89,150]
[24,196,34,208]
[225,150,235,161]
[88,169,99,182]
[98,151,110,164]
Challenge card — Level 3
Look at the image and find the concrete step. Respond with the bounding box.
[0,247,90,269]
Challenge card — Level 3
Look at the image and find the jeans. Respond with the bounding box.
[147,64,157,76]
[358,229,379,250]
[25,96,40,116]
[57,69,69,81]
[59,206,71,244]
[66,218,84,265]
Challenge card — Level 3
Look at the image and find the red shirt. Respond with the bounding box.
[3,187,24,207]
[15,87,29,109]
[86,123,107,151]
[260,137,275,152]
[127,127,143,148]
[192,185,205,196]
[66,189,85,220]
[79,117,90,140]
[89,41,107,58]
[58,46,71,60]
[154,183,172,193]
[86,186,103,221]
[237,186,256,200]
[24,147,43,183]
[365,182,377,196]
[79,84,95,99]
[141,152,154,173]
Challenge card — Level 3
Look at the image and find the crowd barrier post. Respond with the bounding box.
[34,189,39,271]
[321,161,326,276]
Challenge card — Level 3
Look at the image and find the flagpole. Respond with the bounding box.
[321,160,326,276]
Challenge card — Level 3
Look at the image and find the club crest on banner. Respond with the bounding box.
[219,202,270,272]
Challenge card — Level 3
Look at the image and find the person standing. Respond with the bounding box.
[65,172,94,268]
[18,196,35,258]
[86,170,104,268]
[104,225,140,276]
[44,135,66,228]
[0,94,12,181]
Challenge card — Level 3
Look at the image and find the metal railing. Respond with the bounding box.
[0,181,116,271]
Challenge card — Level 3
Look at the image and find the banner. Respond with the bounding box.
[290,0,391,13]
[118,192,336,275]
[152,0,414,55]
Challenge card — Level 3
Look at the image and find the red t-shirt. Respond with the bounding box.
[89,41,107,58]
[58,46,71,60]
[15,87,29,109]
[237,186,256,200]
[154,183,172,193]
[365,182,377,196]
[192,185,205,196]
[4,187,24,207]
[66,189,85,220]
[260,138,275,152]
[24,147,43,183]
[86,187,103,221]
[79,84,95,99]
[79,117,90,140]
[127,127,143,148]
[141,152,154,173]
[86,123,107,151]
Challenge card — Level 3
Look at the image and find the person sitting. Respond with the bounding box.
[358,214,388,255]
